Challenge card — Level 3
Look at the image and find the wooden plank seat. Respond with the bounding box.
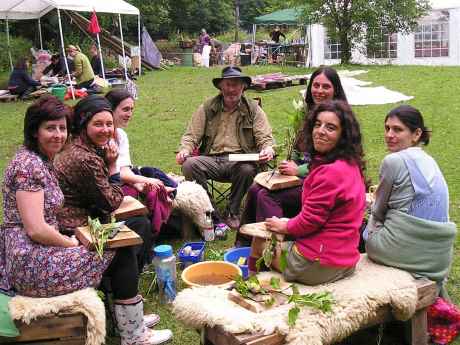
[203,279,437,345]
[0,94,18,102]
[0,312,87,345]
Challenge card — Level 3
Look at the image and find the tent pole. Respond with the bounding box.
[6,17,13,71]
[118,13,129,81]
[304,25,308,67]
[96,33,106,80]
[252,24,256,64]
[138,15,141,76]
[57,8,75,100]
[38,18,43,50]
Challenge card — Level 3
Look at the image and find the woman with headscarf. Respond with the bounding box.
[54,95,153,270]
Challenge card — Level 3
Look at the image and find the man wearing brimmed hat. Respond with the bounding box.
[176,66,274,229]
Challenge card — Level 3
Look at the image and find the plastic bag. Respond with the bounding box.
[428,297,460,344]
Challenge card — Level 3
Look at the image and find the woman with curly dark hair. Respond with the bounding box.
[248,100,366,285]
[236,67,349,247]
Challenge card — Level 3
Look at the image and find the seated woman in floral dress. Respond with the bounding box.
[0,95,171,344]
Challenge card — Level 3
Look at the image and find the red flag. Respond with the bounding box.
[88,10,101,35]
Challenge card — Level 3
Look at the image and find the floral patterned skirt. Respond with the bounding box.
[2,227,114,297]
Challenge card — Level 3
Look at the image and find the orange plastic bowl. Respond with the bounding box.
[181,261,242,288]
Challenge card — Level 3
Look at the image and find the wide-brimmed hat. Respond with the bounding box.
[212,66,252,89]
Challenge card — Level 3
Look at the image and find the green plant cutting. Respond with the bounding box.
[87,216,120,259]
[234,274,334,327]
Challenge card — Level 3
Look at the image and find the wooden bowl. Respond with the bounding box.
[181,261,242,288]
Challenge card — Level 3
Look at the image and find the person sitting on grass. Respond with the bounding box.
[236,66,348,247]
[106,88,177,236]
[364,105,457,298]
[0,95,172,345]
[176,66,275,231]
[7,58,41,99]
[249,100,366,285]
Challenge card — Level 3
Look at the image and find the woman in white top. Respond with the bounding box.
[106,89,176,235]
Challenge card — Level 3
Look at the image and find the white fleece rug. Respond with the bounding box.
[173,255,418,345]
[300,70,413,106]
[9,288,105,345]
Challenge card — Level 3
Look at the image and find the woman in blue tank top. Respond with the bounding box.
[365,105,456,297]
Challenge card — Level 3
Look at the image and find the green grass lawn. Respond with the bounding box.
[0,64,459,344]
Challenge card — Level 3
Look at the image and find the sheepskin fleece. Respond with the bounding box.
[173,255,418,345]
[9,288,105,345]
[173,180,213,229]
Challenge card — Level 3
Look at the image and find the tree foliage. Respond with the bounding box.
[127,0,288,38]
[291,0,431,64]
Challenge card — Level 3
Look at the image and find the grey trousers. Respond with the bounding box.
[181,155,258,215]
[283,242,356,285]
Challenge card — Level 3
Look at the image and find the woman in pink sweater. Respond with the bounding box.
[250,100,366,285]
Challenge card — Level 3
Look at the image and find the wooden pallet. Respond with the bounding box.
[203,279,437,345]
[250,75,308,91]
[0,312,87,344]
[0,94,18,102]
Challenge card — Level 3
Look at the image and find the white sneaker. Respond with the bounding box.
[144,328,172,345]
[144,314,160,328]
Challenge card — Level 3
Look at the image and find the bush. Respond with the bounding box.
[0,33,33,72]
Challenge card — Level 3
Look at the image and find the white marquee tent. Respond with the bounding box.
[0,0,141,97]
[308,0,460,66]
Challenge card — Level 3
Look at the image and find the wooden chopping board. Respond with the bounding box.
[239,222,285,241]
[113,196,148,220]
[254,171,301,191]
[228,278,290,313]
[76,224,143,250]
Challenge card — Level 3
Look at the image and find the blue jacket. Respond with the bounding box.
[8,68,40,90]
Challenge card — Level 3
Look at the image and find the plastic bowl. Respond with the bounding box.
[224,247,251,279]
[181,261,242,288]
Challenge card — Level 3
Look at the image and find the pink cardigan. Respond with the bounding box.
[287,159,365,268]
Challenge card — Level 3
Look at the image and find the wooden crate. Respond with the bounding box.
[0,312,87,344]
[203,279,437,345]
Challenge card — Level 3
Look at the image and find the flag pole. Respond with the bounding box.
[91,9,106,80]
[96,33,106,80]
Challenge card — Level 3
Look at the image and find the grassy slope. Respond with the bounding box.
[0,65,459,344]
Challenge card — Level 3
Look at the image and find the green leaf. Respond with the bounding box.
[288,306,300,327]
[279,249,288,272]
[264,296,275,307]
[262,246,273,268]
[290,284,300,295]
[270,277,281,290]
[255,256,264,272]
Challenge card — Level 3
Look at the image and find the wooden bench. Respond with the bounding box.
[0,94,18,102]
[202,279,437,345]
[0,312,87,345]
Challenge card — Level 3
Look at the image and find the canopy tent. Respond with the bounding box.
[431,0,460,9]
[0,0,141,98]
[0,0,139,19]
[254,8,302,25]
[252,8,311,66]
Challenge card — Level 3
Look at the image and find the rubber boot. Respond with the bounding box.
[114,299,172,345]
